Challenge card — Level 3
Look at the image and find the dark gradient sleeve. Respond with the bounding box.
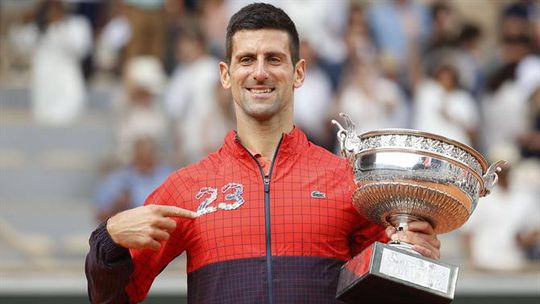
[124,174,192,303]
[350,215,390,257]
[85,221,133,304]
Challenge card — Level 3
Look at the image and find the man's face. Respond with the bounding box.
[219,29,305,122]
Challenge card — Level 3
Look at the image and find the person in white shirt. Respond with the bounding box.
[11,1,92,126]
[413,62,478,146]
[114,56,167,161]
[293,39,334,149]
[460,147,540,271]
[164,27,220,165]
[336,61,408,136]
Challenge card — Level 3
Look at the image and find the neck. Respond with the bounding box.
[236,113,293,160]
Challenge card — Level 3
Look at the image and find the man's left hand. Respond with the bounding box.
[386,221,441,260]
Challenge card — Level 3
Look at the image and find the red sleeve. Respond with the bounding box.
[349,213,390,257]
[124,173,195,303]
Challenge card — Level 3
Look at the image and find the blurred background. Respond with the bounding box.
[0,0,539,303]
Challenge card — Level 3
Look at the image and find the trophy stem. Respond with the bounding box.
[387,213,425,255]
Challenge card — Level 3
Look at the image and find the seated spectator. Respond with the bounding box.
[366,0,431,94]
[164,25,219,166]
[460,146,540,271]
[123,0,166,64]
[114,55,167,161]
[413,62,478,146]
[94,136,172,223]
[200,80,236,156]
[519,87,540,158]
[294,39,334,150]
[481,0,539,154]
[334,39,408,145]
[94,0,132,76]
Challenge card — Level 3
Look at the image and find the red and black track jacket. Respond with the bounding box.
[85,128,388,303]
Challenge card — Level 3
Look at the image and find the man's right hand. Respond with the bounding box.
[106,205,198,251]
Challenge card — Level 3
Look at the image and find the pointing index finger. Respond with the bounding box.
[155,205,198,218]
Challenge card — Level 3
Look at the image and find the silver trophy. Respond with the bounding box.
[332,113,506,304]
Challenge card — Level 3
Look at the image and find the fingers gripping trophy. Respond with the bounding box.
[332,113,507,304]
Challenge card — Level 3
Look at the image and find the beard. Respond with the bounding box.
[235,94,285,121]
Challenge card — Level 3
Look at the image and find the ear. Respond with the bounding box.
[293,59,306,89]
[219,61,231,89]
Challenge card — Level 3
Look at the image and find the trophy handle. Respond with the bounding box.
[331,113,361,158]
[481,160,508,197]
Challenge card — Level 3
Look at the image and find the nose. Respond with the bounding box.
[252,60,269,82]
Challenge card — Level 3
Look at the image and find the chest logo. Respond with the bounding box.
[311,190,326,199]
[196,182,245,216]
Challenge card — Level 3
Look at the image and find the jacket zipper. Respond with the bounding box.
[239,136,283,304]
[263,175,273,304]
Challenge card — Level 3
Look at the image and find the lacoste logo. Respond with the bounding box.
[311,190,326,199]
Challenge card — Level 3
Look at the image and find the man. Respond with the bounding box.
[85,3,440,303]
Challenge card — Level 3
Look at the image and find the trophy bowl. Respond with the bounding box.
[332,113,507,303]
[332,113,507,234]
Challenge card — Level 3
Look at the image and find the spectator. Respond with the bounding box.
[335,57,408,140]
[515,53,540,108]
[413,62,478,146]
[115,55,167,161]
[293,39,334,150]
[332,1,409,140]
[424,1,458,54]
[335,8,409,140]
[200,0,228,58]
[461,145,540,271]
[94,136,172,223]
[344,3,378,68]
[481,21,538,154]
[200,80,236,155]
[367,0,431,94]
[481,60,529,156]
[123,0,166,64]
[519,87,540,158]
[94,0,132,76]
[164,25,220,165]
[514,157,540,261]
[453,23,485,97]
[279,0,350,91]
[10,0,92,126]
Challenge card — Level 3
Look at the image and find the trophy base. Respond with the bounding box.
[336,242,458,304]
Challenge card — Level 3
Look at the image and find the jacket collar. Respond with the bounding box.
[222,126,309,167]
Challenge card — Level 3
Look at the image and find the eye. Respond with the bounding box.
[239,57,253,65]
[269,57,281,65]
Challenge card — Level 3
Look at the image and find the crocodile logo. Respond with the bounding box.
[311,190,326,199]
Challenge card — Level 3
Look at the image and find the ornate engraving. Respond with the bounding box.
[360,134,483,175]
[334,113,505,234]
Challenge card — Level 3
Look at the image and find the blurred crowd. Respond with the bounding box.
[3,0,540,272]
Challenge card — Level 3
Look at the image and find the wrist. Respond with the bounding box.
[105,217,118,244]
[98,221,130,262]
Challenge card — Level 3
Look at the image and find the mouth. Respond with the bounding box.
[247,88,275,94]
[246,87,276,99]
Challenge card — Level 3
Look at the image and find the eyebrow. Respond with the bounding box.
[234,51,288,60]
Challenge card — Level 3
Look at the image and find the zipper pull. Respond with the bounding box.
[264,176,270,193]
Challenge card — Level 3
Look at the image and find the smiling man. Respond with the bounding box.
[85,3,440,304]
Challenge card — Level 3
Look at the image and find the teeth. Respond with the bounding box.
[251,89,273,93]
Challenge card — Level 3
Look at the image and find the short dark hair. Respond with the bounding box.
[225,3,300,64]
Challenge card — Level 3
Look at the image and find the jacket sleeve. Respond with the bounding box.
[349,214,390,257]
[85,172,193,303]
[85,221,133,303]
